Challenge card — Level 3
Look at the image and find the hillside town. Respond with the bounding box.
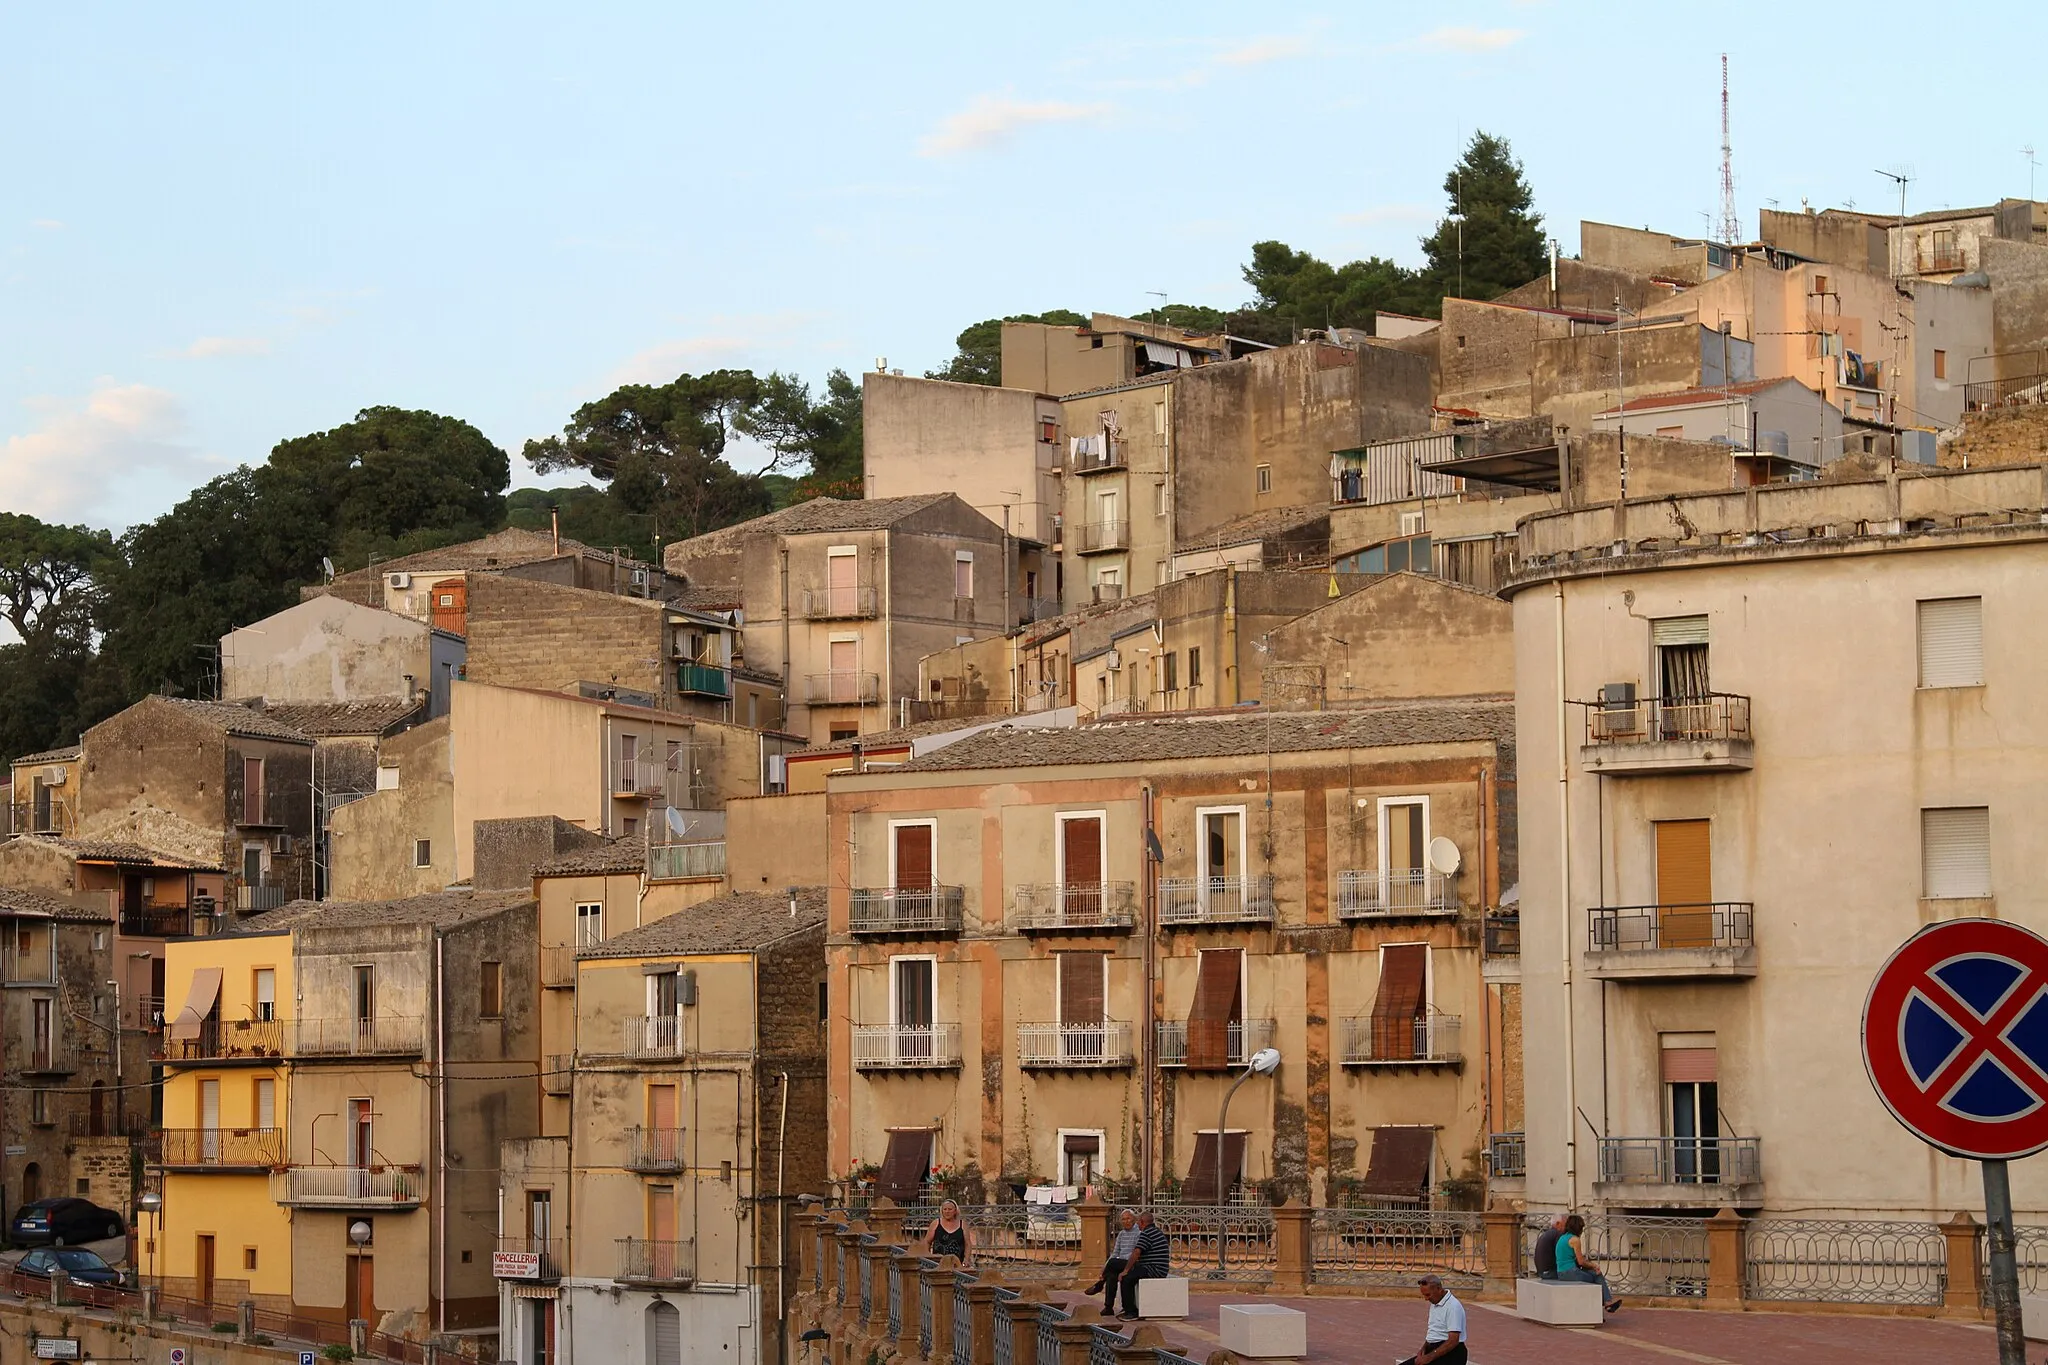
[6,187,2048,1365]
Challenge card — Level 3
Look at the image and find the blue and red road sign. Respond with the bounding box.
[1863,918,2048,1161]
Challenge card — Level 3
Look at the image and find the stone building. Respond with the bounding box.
[221,595,464,720]
[1505,461,2048,1219]
[862,371,1065,549]
[818,705,1518,1211]
[8,745,84,838]
[312,527,682,631]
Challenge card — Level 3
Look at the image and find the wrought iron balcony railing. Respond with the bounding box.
[852,1023,963,1070]
[158,1126,285,1169]
[1597,1136,1761,1187]
[1335,869,1457,919]
[800,585,879,620]
[1015,1021,1134,1068]
[625,1126,686,1172]
[1158,875,1275,926]
[1588,903,1754,953]
[1337,1008,1463,1065]
[648,840,726,881]
[1155,1018,1276,1068]
[806,671,881,705]
[1010,882,1137,932]
[616,1238,695,1287]
[849,886,965,935]
[291,1015,426,1057]
[274,1165,425,1208]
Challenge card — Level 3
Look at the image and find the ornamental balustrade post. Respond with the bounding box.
[923,1260,961,1365]
[1705,1207,1745,1306]
[1077,1193,1111,1271]
[1271,1198,1310,1294]
[793,1209,822,1291]
[1483,1204,1523,1295]
[892,1250,926,1359]
[964,1278,1003,1365]
[1111,1324,1166,1365]
[1004,1286,1046,1365]
[868,1195,907,1245]
[1053,1319,1099,1365]
[1942,1211,1985,1314]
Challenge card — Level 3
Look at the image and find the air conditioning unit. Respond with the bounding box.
[272,833,293,855]
[386,572,411,589]
[630,568,650,587]
[1104,649,1122,671]
[45,767,66,786]
[1594,682,1642,738]
[1400,512,1426,536]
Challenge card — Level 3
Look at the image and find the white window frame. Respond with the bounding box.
[1255,464,1272,494]
[645,969,681,1018]
[575,901,604,947]
[1056,1127,1109,1187]
[1375,795,1432,902]
[413,839,432,869]
[887,953,939,1030]
[886,818,940,892]
[1378,940,1435,1011]
[1194,804,1249,905]
[954,551,975,599]
[1054,810,1108,891]
[254,968,276,1022]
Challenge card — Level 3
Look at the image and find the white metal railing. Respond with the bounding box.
[852,1023,963,1069]
[623,1014,690,1057]
[648,840,726,881]
[1155,1019,1277,1067]
[1335,869,1457,918]
[1158,875,1275,925]
[848,886,965,934]
[1338,1008,1464,1064]
[291,1015,426,1057]
[800,585,878,619]
[275,1165,424,1206]
[1010,882,1137,931]
[1016,1022,1133,1067]
[610,758,695,807]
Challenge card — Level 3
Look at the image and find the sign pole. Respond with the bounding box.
[1984,1158,2026,1365]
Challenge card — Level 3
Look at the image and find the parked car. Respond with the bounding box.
[11,1246,126,1287]
[8,1197,126,1246]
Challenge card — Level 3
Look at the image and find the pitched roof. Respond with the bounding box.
[1174,504,1326,554]
[11,745,81,766]
[252,888,535,932]
[147,698,312,743]
[887,701,1515,774]
[1598,377,1811,416]
[25,836,223,870]
[347,528,654,578]
[534,834,645,877]
[0,885,111,922]
[577,889,826,959]
[666,495,967,561]
[254,700,424,737]
[1016,590,1157,648]
[791,714,1007,757]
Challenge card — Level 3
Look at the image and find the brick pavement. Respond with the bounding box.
[1049,1288,2048,1363]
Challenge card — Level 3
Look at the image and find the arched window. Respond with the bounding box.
[645,1301,680,1365]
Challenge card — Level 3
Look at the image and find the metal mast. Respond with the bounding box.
[1719,54,1738,245]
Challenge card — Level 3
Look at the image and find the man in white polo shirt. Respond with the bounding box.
[1397,1274,1467,1365]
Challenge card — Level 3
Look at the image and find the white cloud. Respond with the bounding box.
[1414,25,1526,52]
[0,383,216,527]
[1215,35,1312,67]
[917,95,1113,157]
[180,335,273,358]
[29,218,63,230]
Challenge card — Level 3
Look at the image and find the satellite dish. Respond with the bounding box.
[321,557,336,582]
[1428,837,1462,877]
[665,807,688,838]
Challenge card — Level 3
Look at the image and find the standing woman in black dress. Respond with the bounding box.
[922,1199,974,1266]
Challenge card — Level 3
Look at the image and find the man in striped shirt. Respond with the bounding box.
[1116,1211,1172,1320]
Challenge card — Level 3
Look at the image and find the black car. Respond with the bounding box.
[11,1246,125,1286]
[9,1198,126,1247]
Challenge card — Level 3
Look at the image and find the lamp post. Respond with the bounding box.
[1211,1047,1281,1279]
[137,1190,162,1295]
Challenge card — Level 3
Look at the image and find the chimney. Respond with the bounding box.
[550,506,561,556]
[403,674,417,705]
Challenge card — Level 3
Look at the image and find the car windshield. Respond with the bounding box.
[53,1250,108,1271]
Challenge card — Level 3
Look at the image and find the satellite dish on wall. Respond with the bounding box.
[665,807,689,838]
[321,557,336,582]
[1428,837,1462,877]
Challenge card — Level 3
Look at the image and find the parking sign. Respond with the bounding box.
[301,1353,319,1365]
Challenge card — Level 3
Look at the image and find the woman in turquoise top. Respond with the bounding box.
[1556,1215,1620,1313]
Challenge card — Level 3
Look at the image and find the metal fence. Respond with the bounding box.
[2008,1225,2048,1295]
[901,1204,1083,1281]
[250,1305,353,1348]
[888,1248,904,1339]
[952,1277,973,1365]
[1037,1302,1071,1365]
[1744,1218,1945,1306]
[1522,1214,1712,1298]
[991,1288,1021,1365]
[1088,1325,1130,1365]
[1311,1208,1484,1288]
[1148,1204,1276,1281]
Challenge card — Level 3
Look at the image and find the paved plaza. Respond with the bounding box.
[1049,1288,2048,1364]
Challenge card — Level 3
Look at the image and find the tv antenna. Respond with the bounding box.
[1146,290,1168,319]
[2026,146,2040,203]
[1718,54,1738,245]
[1874,168,1912,227]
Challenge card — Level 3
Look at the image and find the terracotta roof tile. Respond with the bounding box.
[254,700,424,737]
[534,835,646,877]
[251,888,534,931]
[0,885,111,921]
[577,889,825,959]
[11,745,81,766]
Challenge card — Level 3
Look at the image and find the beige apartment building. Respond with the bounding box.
[820,706,1518,1211]
[862,371,1066,551]
[1505,461,2048,1219]
[222,595,465,720]
[494,892,826,1365]
[1000,314,1233,398]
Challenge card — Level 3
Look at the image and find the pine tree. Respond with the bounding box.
[1419,131,1547,305]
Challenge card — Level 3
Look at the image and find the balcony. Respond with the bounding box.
[541,946,578,990]
[622,1014,692,1058]
[1487,1131,1526,1180]
[119,906,193,937]
[158,1018,286,1063]
[2,947,53,985]
[848,886,965,936]
[1156,1018,1277,1069]
[615,1238,695,1288]
[806,671,881,705]
[800,585,878,620]
[610,757,694,804]
[1482,912,1521,985]
[236,796,284,830]
[1158,875,1275,927]
[1338,1008,1463,1068]
[1016,1021,1135,1069]
[1077,520,1130,556]
[852,1023,963,1070]
[239,885,292,913]
[14,1046,77,1077]
[1917,244,1966,274]
[675,661,730,698]
[625,1126,687,1173]
[291,1015,427,1058]
[1595,1136,1762,1206]
[647,840,726,882]
[542,1054,573,1097]
[1335,869,1458,920]
[1586,904,1757,982]
[1069,443,1127,475]
[1577,694,1753,776]
[275,1165,425,1209]
[9,796,75,837]
[494,1237,561,1283]
[158,1126,285,1170]
[1010,882,1137,934]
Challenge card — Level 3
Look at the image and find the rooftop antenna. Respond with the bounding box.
[2026,146,2040,203]
[1718,54,1739,245]
[1146,290,1168,319]
[1874,168,1911,227]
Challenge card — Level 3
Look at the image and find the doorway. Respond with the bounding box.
[1653,819,1714,948]
[344,1251,374,1323]
[196,1234,216,1305]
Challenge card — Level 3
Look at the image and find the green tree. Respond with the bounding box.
[1240,242,1430,336]
[926,310,1087,386]
[505,486,663,562]
[739,368,864,500]
[0,513,118,648]
[1419,130,1547,304]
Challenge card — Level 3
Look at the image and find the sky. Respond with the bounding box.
[5,1,2045,534]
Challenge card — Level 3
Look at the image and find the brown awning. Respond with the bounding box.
[1062,1134,1100,1155]
[1371,945,1428,1058]
[876,1128,935,1204]
[1361,1126,1436,1201]
[1186,949,1242,1069]
[1182,1130,1248,1205]
[168,967,223,1042]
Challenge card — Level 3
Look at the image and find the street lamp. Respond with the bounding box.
[1211,1047,1281,1279]
[137,1191,162,1293]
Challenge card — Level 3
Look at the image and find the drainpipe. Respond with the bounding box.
[436,931,449,1335]
[1223,565,1240,706]
[1140,784,1158,1203]
[779,545,792,725]
[881,534,893,723]
[1554,582,1579,1208]
[775,1070,789,1365]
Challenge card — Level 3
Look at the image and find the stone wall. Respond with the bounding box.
[71,1135,135,1212]
[471,815,607,891]
[464,574,669,700]
[1939,404,2048,468]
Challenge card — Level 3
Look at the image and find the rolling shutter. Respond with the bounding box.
[1061,817,1102,886]
[1923,807,1992,898]
[1182,1130,1248,1205]
[1654,820,1714,948]
[1650,616,1710,647]
[1361,1127,1435,1203]
[1370,945,1428,1059]
[894,825,934,891]
[1058,953,1106,1026]
[1186,949,1242,1069]
[648,1301,681,1365]
[1918,598,1983,688]
[876,1128,935,1204]
[1661,1047,1719,1083]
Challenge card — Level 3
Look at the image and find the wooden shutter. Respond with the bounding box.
[876,1128,934,1203]
[894,825,934,891]
[649,1083,677,1131]
[1062,817,1102,886]
[1360,1127,1435,1202]
[1387,803,1424,874]
[1655,820,1714,947]
[1058,953,1106,1026]
[1182,1130,1248,1205]
[1186,949,1242,1069]
[1923,807,1992,898]
[242,757,264,825]
[1918,598,1983,687]
[1371,945,1428,1058]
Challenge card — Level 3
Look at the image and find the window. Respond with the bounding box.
[413,839,432,868]
[890,955,937,1063]
[480,961,503,1018]
[254,969,276,1021]
[30,1088,49,1126]
[829,726,858,742]
[1371,943,1430,1058]
[623,817,639,836]
[527,1189,553,1242]
[243,843,265,888]
[575,901,604,947]
[1039,417,1058,444]
[648,970,680,1017]
[1654,819,1714,946]
[1057,813,1104,901]
[244,1247,259,1271]
[1652,615,1710,706]
[242,757,264,825]
[354,966,375,1023]
[1662,1035,1721,1181]
[1377,797,1430,908]
[1863,434,1876,453]
[1057,952,1107,1060]
[1255,464,1271,494]
[876,1129,935,1203]
[1198,807,1245,883]
[31,997,52,1069]
[1456,335,1467,348]
[1923,807,1992,899]
[1162,652,1178,694]
[1188,647,1202,689]
[1186,947,1243,1069]
[1918,597,1983,687]
[953,552,974,598]
[890,820,937,892]
[1812,274,1828,294]
[1155,482,1168,518]
[1656,425,1685,439]
[256,1077,276,1129]
[817,980,828,1023]
[1934,349,1948,380]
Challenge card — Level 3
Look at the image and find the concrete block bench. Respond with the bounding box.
[2023,1292,2048,1341]
[1515,1277,1603,1326]
[1219,1303,1307,1358]
[1136,1276,1189,1319]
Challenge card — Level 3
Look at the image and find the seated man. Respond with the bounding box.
[1397,1275,1467,1365]
[1085,1209,1141,1316]
[1116,1211,1171,1320]
[1531,1213,1567,1280]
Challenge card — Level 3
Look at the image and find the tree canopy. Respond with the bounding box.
[926,310,1087,386]
[1418,131,1547,302]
